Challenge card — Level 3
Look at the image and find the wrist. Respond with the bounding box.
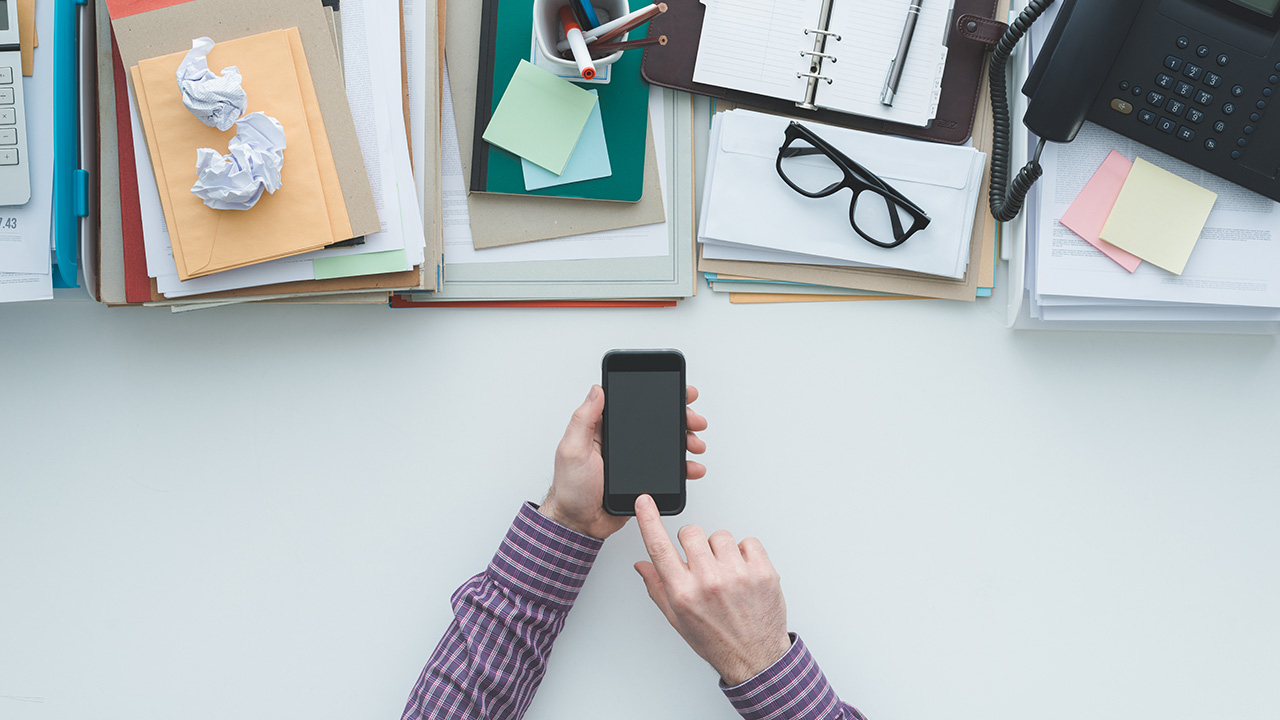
[537,497,589,537]
[718,634,794,686]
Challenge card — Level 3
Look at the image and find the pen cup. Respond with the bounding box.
[534,0,631,76]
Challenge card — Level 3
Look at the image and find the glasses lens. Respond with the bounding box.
[850,189,923,245]
[778,139,847,197]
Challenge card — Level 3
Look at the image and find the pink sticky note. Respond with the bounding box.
[1059,150,1143,273]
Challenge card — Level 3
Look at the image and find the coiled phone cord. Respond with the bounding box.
[988,0,1054,222]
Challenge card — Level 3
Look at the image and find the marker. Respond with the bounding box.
[556,3,667,52]
[560,6,597,80]
[572,0,601,29]
[586,34,667,58]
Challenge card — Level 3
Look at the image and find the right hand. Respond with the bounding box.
[633,495,792,686]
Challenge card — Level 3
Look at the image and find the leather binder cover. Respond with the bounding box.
[642,0,1000,145]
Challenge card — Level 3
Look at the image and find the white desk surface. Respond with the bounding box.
[3,293,1279,720]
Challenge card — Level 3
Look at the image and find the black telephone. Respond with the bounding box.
[991,0,1280,221]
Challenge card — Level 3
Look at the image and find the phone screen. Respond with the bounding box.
[602,351,686,515]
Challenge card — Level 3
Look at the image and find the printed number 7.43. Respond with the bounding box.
[0,217,18,230]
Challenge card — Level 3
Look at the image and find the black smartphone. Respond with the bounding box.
[601,349,687,516]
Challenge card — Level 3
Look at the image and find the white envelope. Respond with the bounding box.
[699,109,985,279]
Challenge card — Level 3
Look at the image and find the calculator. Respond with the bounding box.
[0,0,29,206]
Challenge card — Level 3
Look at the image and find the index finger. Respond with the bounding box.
[635,494,687,579]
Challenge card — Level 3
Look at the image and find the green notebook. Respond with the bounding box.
[471,0,651,202]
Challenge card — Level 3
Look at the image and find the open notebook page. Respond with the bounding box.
[817,0,951,126]
[692,0,816,102]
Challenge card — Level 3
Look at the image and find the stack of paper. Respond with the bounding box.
[1008,0,1280,332]
[697,109,991,303]
[87,0,441,309]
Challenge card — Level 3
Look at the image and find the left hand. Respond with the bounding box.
[540,384,708,540]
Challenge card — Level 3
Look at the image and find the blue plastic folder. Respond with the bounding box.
[52,0,90,289]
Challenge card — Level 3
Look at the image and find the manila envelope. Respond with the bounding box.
[111,0,380,238]
[134,29,334,280]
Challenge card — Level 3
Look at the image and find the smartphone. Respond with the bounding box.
[601,349,687,516]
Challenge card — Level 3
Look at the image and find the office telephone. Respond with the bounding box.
[990,0,1280,221]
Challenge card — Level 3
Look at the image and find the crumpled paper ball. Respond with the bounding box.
[191,112,287,211]
[176,36,248,132]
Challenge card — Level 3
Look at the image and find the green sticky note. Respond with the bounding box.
[1099,158,1218,275]
[313,250,409,280]
[482,59,598,174]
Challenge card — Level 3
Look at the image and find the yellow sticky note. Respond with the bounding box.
[1099,158,1217,275]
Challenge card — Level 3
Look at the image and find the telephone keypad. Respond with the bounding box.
[1184,63,1204,80]
[1178,126,1196,141]
[1156,74,1175,89]
[1139,109,1157,125]
[1148,91,1168,106]
[1187,108,1205,123]
[1205,72,1223,88]
[1195,90,1214,105]
[1167,99,1187,116]
[1157,117,1177,133]
[1165,55,1184,71]
[1176,81,1195,97]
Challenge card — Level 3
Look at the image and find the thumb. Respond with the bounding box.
[560,386,604,454]
[635,561,678,629]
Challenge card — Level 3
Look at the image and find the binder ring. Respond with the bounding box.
[797,71,833,84]
[801,50,836,62]
[803,28,841,41]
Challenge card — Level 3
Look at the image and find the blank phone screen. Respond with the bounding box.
[605,370,683,495]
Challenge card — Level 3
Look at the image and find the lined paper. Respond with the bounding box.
[692,0,815,102]
[819,0,951,126]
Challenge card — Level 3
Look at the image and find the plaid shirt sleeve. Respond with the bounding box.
[401,502,602,720]
[721,634,868,720]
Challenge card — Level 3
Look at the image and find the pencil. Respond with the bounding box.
[587,34,667,57]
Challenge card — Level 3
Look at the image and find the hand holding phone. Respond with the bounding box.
[540,379,707,538]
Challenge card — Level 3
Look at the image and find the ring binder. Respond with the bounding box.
[797,72,833,83]
[800,50,837,62]
[803,28,842,41]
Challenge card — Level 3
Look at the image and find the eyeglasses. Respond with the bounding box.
[775,122,931,249]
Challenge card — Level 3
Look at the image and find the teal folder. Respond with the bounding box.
[470,0,650,202]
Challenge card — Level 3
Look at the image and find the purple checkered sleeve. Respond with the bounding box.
[401,503,602,720]
[722,634,867,720]
[403,504,865,720]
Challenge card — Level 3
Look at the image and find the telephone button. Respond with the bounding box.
[1110,98,1134,115]
[1271,75,1279,84]
[1177,36,1190,49]
[1156,73,1175,89]
[1232,150,1242,159]
[1138,109,1157,125]
[1132,85,1143,97]
[1223,103,1236,115]
[1258,100,1268,110]
[1232,85,1245,97]
[1205,138,1218,151]
[1238,137,1248,147]
[1214,120,1228,132]
[1165,55,1184,71]
[1197,45,1210,58]
[1177,126,1196,141]
[1147,91,1167,106]
[1176,81,1195,98]
[1217,53,1230,66]
[1205,72,1223,88]
[1166,99,1186,116]
[1251,112,1261,122]
[1157,117,1177,134]
[1244,125,1254,134]
[1186,108,1205,124]
[1194,90,1213,105]
[1265,88,1274,98]
[1183,63,1204,80]
[1120,81,1131,92]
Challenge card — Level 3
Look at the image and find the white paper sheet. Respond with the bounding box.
[699,109,982,279]
[692,0,811,103]
[0,0,53,277]
[440,62,670,266]
[1034,122,1280,309]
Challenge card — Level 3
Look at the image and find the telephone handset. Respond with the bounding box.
[991,0,1280,221]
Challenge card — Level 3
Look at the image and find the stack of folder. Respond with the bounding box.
[90,0,442,309]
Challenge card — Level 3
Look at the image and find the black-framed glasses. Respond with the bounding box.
[776,122,931,249]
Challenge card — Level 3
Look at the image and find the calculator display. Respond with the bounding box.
[1226,0,1280,16]
[0,2,8,33]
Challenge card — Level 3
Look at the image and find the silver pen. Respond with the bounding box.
[881,0,924,106]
